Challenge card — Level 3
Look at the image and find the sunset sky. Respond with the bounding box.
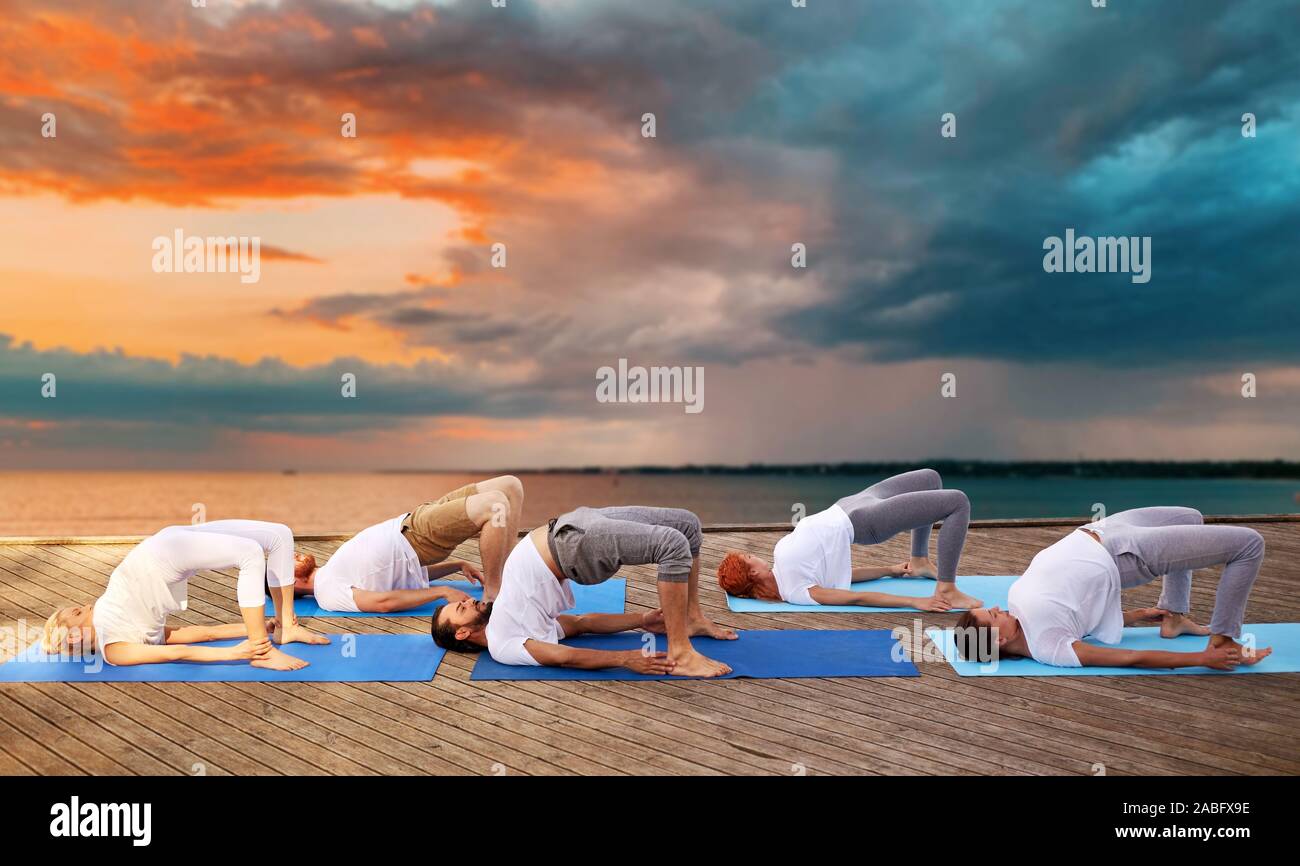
[1,0,1297,470]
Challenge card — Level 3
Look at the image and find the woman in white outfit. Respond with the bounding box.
[40,520,327,669]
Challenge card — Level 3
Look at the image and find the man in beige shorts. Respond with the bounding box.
[292,476,522,612]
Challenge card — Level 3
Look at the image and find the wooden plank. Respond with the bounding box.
[2,685,136,775]
[0,708,79,774]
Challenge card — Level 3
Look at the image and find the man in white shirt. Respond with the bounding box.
[291,476,521,612]
[955,507,1274,670]
[717,469,979,610]
[432,506,736,678]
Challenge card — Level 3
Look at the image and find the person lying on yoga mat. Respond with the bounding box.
[432,506,737,677]
[40,520,327,669]
[716,469,980,611]
[291,475,522,613]
[954,506,1273,670]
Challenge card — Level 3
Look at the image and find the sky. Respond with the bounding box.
[0,0,1297,470]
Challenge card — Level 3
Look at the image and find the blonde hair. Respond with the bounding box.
[40,607,88,655]
[40,609,68,654]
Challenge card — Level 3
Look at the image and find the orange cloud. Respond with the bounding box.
[0,1,629,225]
[260,245,324,264]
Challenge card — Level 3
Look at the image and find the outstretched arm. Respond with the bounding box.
[522,639,674,674]
[103,638,267,666]
[557,612,652,637]
[164,622,258,645]
[851,563,909,581]
[1072,641,1237,670]
[352,585,471,613]
[426,559,482,583]
[809,586,950,611]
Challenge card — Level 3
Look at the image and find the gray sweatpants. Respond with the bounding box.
[834,468,970,581]
[548,506,702,585]
[1098,506,1264,639]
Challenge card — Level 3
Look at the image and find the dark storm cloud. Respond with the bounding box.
[739,0,1300,366]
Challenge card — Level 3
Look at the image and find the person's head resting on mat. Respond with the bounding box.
[431,598,493,652]
[287,552,319,597]
[40,604,96,655]
[716,551,782,601]
[264,552,321,599]
[953,607,1030,662]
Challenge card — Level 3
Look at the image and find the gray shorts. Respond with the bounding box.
[547,506,702,585]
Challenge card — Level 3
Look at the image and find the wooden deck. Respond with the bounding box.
[1,518,1297,777]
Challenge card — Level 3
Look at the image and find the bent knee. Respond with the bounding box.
[469,489,512,525]
[656,527,694,580]
[660,526,692,559]
[673,510,703,554]
[233,536,265,558]
[941,488,970,514]
[483,474,523,501]
[1239,528,1265,559]
[497,474,524,500]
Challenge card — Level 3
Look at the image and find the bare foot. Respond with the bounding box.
[934,582,982,610]
[1159,612,1210,638]
[670,650,732,678]
[251,647,309,671]
[1242,646,1274,665]
[908,557,939,579]
[277,623,330,646]
[1210,634,1272,666]
[688,616,738,640]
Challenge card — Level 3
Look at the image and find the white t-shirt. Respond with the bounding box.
[1007,528,1123,667]
[93,557,186,657]
[92,524,267,661]
[772,504,854,605]
[312,516,427,612]
[486,536,573,666]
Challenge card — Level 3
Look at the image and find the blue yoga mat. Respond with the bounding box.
[926,623,1300,677]
[268,578,626,618]
[726,575,1014,613]
[0,634,444,683]
[470,628,918,681]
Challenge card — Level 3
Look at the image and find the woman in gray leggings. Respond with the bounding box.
[718,468,983,610]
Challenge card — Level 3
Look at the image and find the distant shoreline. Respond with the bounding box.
[371,460,1300,479]
[8,461,1296,480]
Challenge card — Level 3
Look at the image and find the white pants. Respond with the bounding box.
[160,520,296,608]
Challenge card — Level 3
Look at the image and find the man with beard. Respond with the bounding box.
[955,507,1272,670]
[432,506,736,677]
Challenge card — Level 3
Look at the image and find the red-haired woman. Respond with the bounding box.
[718,469,981,610]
